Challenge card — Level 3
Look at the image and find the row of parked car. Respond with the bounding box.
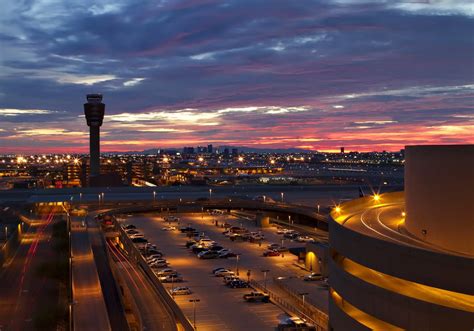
[276,227,316,243]
[187,237,238,259]
[122,222,193,296]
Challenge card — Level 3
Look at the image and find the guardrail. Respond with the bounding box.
[113,217,194,331]
[250,280,328,331]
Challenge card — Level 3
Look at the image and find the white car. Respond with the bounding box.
[159,274,183,283]
[170,286,191,295]
[129,233,145,239]
[162,226,177,231]
[296,236,315,243]
[214,269,235,277]
[150,261,168,268]
[155,268,177,276]
[147,258,167,264]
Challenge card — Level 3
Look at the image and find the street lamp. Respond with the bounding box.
[98,194,101,205]
[317,204,320,214]
[79,192,82,202]
[263,195,266,203]
[153,191,156,202]
[299,292,309,309]
[235,254,240,275]
[4,226,7,243]
[189,299,200,329]
[209,188,212,199]
[280,192,284,202]
[261,269,270,292]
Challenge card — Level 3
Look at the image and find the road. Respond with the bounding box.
[0,210,57,331]
[70,217,111,331]
[87,217,129,331]
[123,211,329,330]
[106,240,176,331]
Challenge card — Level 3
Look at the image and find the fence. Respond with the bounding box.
[250,280,328,331]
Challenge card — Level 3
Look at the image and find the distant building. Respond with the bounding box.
[207,144,213,154]
[197,146,207,153]
[183,147,195,154]
[340,147,345,154]
[223,148,230,158]
[231,148,238,157]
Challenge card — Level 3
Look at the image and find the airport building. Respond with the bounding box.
[328,145,474,330]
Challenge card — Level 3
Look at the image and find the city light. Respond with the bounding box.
[373,194,380,202]
[335,206,341,213]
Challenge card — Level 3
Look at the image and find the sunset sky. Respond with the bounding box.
[0,0,473,154]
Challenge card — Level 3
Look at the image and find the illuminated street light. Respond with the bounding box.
[317,204,320,214]
[198,157,204,162]
[238,156,244,162]
[402,211,406,218]
[209,189,212,199]
[153,191,156,202]
[335,206,341,213]
[280,192,284,202]
[270,159,275,165]
[373,194,380,202]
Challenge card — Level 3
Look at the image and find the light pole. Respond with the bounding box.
[288,215,291,225]
[261,269,270,292]
[280,192,284,202]
[209,188,212,199]
[300,292,309,309]
[189,299,200,330]
[263,195,266,203]
[153,191,156,202]
[101,192,104,203]
[317,204,320,214]
[4,226,7,243]
[235,254,240,275]
[98,194,101,205]
[79,192,82,202]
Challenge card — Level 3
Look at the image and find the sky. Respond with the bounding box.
[0,0,473,154]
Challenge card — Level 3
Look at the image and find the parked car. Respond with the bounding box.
[296,236,315,243]
[212,267,226,274]
[243,292,270,303]
[304,273,323,281]
[123,224,137,230]
[155,268,177,277]
[147,257,167,264]
[159,274,183,283]
[276,228,290,234]
[129,233,145,239]
[125,229,140,235]
[214,269,235,277]
[208,245,224,252]
[267,243,280,250]
[197,251,220,259]
[228,280,249,288]
[284,232,299,240]
[162,226,177,231]
[146,249,163,256]
[180,226,196,233]
[223,275,240,284]
[170,286,192,295]
[263,250,281,257]
[191,245,208,254]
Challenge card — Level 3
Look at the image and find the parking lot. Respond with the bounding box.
[122,211,327,330]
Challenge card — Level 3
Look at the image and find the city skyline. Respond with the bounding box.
[1,1,473,154]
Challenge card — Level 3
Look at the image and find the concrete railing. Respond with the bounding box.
[250,280,328,331]
[113,217,194,331]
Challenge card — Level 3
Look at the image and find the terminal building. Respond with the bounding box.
[328,145,474,330]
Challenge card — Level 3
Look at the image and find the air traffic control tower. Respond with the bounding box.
[84,94,105,186]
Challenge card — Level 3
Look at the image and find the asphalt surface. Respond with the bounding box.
[123,212,329,330]
[0,211,56,331]
[87,217,129,331]
[71,217,111,331]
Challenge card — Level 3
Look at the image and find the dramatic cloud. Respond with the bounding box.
[0,0,473,153]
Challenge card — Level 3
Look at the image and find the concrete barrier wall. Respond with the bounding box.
[329,217,474,294]
[329,257,474,331]
[0,222,25,268]
[114,218,194,331]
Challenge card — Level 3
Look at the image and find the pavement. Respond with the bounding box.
[71,216,111,331]
[121,211,329,330]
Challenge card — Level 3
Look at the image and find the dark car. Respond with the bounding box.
[284,232,299,240]
[180,226,196,233]
[192,246,208,254]
[209,245,224,252]
[131,237,148,243]
[263,250,280,257]
[123,224,136,230]
[219,252,237,258]
[228,280,249,288]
